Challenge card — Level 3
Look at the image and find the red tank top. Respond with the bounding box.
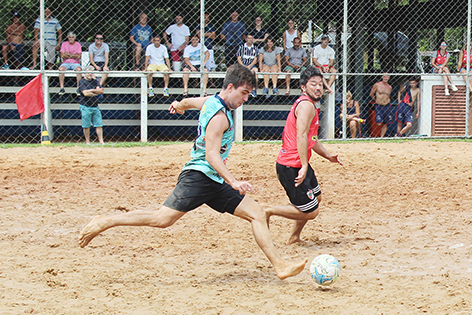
[435,50,447,65]
[462,49,472,67]
[277,95,319,168]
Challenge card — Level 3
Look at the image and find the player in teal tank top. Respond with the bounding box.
[79,64,308,280]
[182,94,235,183]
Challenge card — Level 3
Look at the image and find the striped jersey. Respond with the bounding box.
[237,43,258,66]
[34,17,61,45]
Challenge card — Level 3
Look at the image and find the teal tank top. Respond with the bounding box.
[182,94,234,183]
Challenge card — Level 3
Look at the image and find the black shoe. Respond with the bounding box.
[58,88,65,95]
[76,88,81,96]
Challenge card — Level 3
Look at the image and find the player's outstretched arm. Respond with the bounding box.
[313,141,343,166]
[169,96,211,114]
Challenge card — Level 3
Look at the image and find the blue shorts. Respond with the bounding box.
[375,104,394,124]
[163,169,244,214]
[396,102,413,124]
[5,43,25,63]
[284,65,307,73]
[60,63,81,70]
[80,105,103,128]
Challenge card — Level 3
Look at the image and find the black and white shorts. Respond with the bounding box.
[276,162,321,213]
[163,169,244,214]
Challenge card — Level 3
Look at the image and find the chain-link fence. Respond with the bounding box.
[0,0,471,144]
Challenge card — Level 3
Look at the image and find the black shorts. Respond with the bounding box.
[276,162,321,213]
[163,169,244,214]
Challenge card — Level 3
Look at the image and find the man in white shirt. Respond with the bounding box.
[312,35,337,87]
[182,35,210,97]
[163,15,190,71]
[144,35,173,97]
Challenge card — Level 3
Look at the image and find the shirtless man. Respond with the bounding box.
[2,11,26,69]
[396,78,421,137]
[370,74,393,137]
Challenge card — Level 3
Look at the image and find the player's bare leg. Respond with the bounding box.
[234,196,307,280]
[287,219,308,245]
[78,206,185,248]
[265,205,319,244]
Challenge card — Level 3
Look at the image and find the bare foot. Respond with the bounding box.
[285,236,304,245]
[275,258,308,280]
[78,215,108,247]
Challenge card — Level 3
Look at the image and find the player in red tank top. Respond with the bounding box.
[267,66,343,245]
[457,42,472,92]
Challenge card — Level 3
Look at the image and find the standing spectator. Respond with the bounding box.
[250,16,269,49]
[282,20,300,51]
[237,34,258,97]
[396,78,421,137]
[163,15,190,71]
[78,66,105,145]
[144,35,172,97]
[31,7,62,70]
[457,42,472,92]
[2,11,26,69]
[370,73,393,138]
[312,35,337,88]
[339,91,365,138]
[88,33,110,86]
[284,37,307,95]
[130,13,152,71]
[196,12,216,71]
[58,32,82,96]
[221,11,246,67]
[431,41,457,95]
[258,37,281,96]
[182,35,210,97]
[265,66,342,245]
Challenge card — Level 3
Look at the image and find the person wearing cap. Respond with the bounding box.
[78,65,105,145]
[163,15,190,71]
[312,35,337,88]
[2,11,26,69]
[431,41,457,95]
[31,7,62,70]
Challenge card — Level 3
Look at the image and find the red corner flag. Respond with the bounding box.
[15,74,45,121]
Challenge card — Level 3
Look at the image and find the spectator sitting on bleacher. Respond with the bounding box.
[130,13,152,71]
[196,12,217,71]
[237,34,259,97]
[182,35,209,97]
[431,41,457,96]
[144,35,172,98]
[457,41,472,92]
[339,91,365,139]
[258,37,281,96]
[88,33,109,86]
[58,32,82,96]
[163,15,190,72]
[2,11,26,70]
[284,37,307,95]
[31,7,62,70]
[312,35,337,88]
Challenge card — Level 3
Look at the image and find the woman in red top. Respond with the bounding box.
[431,41,457,95]
[457,42,472,92]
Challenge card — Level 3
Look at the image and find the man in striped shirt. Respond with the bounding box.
[237,34,259,97]
[31,7,62,69]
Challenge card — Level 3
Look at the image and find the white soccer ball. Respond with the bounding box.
[310,254,340,286]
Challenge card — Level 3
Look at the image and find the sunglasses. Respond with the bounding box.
[96,37,104,40]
